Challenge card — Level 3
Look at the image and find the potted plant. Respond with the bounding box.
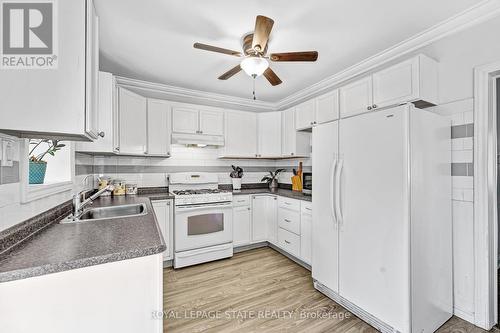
[261,169,285,190]
[28,139,66,184]
[230,165,243,191]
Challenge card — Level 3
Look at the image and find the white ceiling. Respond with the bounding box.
[96,0,482,103]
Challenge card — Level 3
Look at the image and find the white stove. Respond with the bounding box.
[169,173,233,268]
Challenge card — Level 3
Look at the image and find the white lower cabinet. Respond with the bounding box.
[233,196,252,247]
[300,202,312,265]
[232,194,311,264]
[151,199,173,261]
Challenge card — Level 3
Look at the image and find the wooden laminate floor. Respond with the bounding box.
[163,247,492,333]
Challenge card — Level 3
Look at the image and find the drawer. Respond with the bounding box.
[233,195,250,207]
[301,201,312,215]
[278,207,300,235]
[278,197,300,211]
[278,227,300,257]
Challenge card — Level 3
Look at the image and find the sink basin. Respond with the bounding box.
[61,203,147,223]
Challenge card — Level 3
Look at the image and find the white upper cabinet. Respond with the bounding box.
[147,99,171,156]
[172,107,199,134]
[0,0,99,140]
[282,109,311,158]
[118,88,147,155]
[257,112,282,158]
[340,54,438,118]
[339,76,373,118]
[295,100,316,130]
[76,72,116,154]
[172,107,224,135]
[220,111,257,158]
[372,54,438,109]
[315,90,339,124]
[199,110,224,136]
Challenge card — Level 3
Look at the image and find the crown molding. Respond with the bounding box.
[276,0,500,110]
[115,76,277,112]
[115,0,500,113]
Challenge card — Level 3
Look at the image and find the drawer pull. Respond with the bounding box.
[284,219,291,223]
[305,207,312,211]
[237,200,245,203]
[284,240,291,244]
[284,202,291,205]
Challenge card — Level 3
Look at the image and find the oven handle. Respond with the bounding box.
[176,202,233,211]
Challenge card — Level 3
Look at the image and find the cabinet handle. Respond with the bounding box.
[372,104,377,109]
[305,207,312,211]
[284,240,291,244]
[284,219,291,223]
[284,202,291,205]
[367,106,372,110]
[115,147,120,151]
[98,131,105,138]
[291,153,294,156]
[247,207,251,211]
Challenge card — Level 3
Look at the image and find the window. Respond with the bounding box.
[20,139,74,203]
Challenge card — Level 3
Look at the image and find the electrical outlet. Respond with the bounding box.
[1,140,14,167]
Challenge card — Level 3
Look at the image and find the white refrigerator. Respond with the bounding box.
[312,104,452,333]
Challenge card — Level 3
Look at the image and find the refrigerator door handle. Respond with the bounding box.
[335,159,344,226]
[330,157,338,224]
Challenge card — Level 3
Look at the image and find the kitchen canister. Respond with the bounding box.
[125,184,138,195]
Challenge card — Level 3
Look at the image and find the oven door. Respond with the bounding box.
[174,202,233,252]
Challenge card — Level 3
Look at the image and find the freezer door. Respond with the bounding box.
[338,105,411,332]
[312,121,339,293]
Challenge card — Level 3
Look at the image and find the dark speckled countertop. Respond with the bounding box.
[0,193,172,283]
[232,188,312,202]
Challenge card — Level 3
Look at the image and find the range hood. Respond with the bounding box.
[171,133,224,147]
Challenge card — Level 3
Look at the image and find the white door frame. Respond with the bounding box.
[474,61,500,329]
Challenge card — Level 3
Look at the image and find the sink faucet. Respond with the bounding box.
[72,185,114,217]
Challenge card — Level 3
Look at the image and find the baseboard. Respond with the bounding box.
[233,242,268,253]
[453,307,475,324]
[162,259,173,268]
[267,243,311,271]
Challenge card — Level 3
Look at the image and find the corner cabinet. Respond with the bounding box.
[257,112,282,158]
[152,199,173,261]
[282,109,311,158]
[0,0,99,141]
[118,88,148,155]
[219,111,257,158]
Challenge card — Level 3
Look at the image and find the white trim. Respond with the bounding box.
[473,61,500,330]
[20,141,75,203]
[113,0,500,112]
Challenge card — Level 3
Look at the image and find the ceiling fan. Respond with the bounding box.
[193,15,318,89]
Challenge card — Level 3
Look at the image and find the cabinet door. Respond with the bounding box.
[281,110,295,157]
[233,206,251,246]
[118,88,147,155]
[199,110,224,135]
[339,76,373,118]
[147,99,171,156]
[84,0,99,139]
[172,107,199,134]
[76,71,115,153]
[252,196,269,242]
[316,90,339,124]
[258,112,282,158]
[372,57,418,109]
[300,212,312,264]
[223,111,257,158]
[295,100,316,130]
[152,200,172,260]
[0,0,88,139]
[267,196,278,245]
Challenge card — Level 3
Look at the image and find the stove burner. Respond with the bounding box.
[172,189,228,195]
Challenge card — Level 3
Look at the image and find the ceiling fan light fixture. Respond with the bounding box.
[240,57,269,77]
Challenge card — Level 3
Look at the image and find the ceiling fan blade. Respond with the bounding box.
[263,67,282,86]
[193,43,242,57]
[270,51,318,62]
[252,15,274,54]
[218,65,242,80]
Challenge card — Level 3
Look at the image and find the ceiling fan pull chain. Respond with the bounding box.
[252,74,257,100]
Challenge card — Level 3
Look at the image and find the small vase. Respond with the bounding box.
[232,178,242,191]
[269,179,278,190]
[29,161,47,184]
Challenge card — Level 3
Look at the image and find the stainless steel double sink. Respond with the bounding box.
[61,203,147,223]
